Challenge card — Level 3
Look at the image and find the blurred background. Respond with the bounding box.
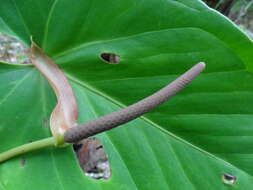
[203,0,253,38]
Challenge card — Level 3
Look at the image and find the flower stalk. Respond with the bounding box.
[0,137,55,163]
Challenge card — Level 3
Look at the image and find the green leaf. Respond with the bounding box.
[1,0,253,189]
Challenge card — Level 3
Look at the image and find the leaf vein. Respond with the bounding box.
[0,70,34,107]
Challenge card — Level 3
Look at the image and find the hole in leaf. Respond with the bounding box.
[73,137,111,180]
[0,33,31,64]
[20,158,26,167]
[100,53,120,64]
[222,173,237,185]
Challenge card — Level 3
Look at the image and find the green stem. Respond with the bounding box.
[0,137,55,163]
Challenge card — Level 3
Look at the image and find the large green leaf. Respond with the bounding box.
[1,0,253,189]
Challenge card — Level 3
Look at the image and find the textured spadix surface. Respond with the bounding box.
[0,0,253,189]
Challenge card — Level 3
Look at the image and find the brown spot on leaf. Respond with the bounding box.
[20,158,26,167]
[101,53,120,64]
[43,119,49,128]
[42,119,49,128]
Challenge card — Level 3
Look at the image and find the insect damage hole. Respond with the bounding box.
[222,173,237,185]
[100,53,120,64]
[0,33,31,64]
[73,137,111,180]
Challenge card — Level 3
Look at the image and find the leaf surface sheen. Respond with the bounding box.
[0,0,253,189]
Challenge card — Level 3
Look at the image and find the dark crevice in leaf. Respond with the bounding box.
[73,143,83,152]
[73,137,111,180]
[100,53,121,64]
[222,173,237,185]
